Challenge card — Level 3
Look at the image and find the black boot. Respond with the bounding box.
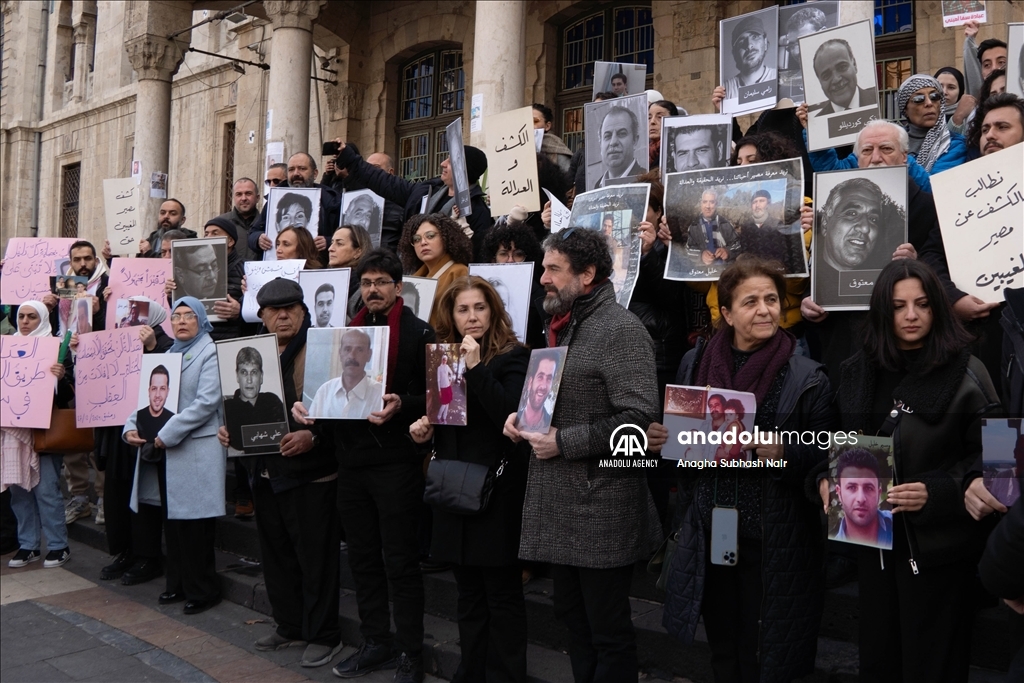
[100,551,134,580]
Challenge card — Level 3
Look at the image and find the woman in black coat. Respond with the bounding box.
[410,275,529,683]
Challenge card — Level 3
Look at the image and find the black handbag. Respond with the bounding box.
[423,454,505,515]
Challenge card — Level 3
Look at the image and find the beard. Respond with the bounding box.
[542,278,583,316]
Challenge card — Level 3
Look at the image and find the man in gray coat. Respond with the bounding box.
[504,228,662,682]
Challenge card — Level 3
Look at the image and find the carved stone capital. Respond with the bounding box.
[125,35,185,82]
[1,1,15,17]
[73,22,90,45]
[263,0,325,32]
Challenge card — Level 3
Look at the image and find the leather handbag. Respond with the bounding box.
[33,409,95,454]
[423,454,504,515]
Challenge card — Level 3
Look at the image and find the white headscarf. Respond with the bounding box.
[14,301,52,337]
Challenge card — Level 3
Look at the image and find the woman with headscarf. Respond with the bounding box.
[934,66,966,122]
[92,297,173,586]
[897,73,969,174]
[2,302,74,569]
[123,297,226,614]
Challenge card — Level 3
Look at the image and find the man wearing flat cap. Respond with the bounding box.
[217,277,344,668]
[724,14,777,101]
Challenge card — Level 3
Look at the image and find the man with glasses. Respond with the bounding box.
[295,249,434,683]
[264,163,288,194]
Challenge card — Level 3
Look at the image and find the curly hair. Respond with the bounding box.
[481,222,544,264]
[542,228,613,283]
[398,213,473,274]
[276,227,322,270]
[730,131,803,165]
[433,276,523,364]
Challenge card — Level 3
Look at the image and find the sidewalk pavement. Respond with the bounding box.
[0,539,443,683]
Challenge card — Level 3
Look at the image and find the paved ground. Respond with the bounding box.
[0,540,443,683]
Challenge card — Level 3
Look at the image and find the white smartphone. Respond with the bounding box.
[710,506,739,566]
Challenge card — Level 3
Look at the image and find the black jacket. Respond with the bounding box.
[208,248,249,342]
[1001,287,1024,417]
[246,181,342,255]
[662,337,836,683]
[312,305,435,468]
[430,346,530,566]
[322,171,406,253]
[627,241,689,391]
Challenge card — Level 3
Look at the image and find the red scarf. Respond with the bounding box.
[350,296,403,393]
[696,327,795,404]
[547,311,571,348]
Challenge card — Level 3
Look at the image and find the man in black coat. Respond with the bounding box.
[323,144,405,253]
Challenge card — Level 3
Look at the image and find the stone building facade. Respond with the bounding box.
[2,0,1022,251]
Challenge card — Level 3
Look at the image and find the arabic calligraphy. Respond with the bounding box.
[104,178,142,255]
[0,336,61,428]
[847,279,874,289]
[954,182,1024,226]
[75,329,144,427]
[494,124,532,153]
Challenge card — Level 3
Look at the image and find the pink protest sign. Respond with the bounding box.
[74,329,144,428]
[105,258,173,334]
[0,336,61,429]
[1,238,79,305]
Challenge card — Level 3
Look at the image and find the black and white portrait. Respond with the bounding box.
[265,186,321,260]
[298,268,352,328]
[170,237,228,318]
[720,6,780,115]
[341,189,385,249]
[446,118,473,218]
[468,262,535,344]
[812,166,908,311]
[216,334,289,456]
[583,94,650,192]
[1007,23,1024,99]
[592,61,648,99]
[663,159,806,281]
[799,20,880,151]
[778,1,839,103]
[567,184,650,307]
[401,276,439,325]
[303,327,389,420]
[659,114,732,175]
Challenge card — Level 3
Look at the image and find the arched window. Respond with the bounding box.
[556,5,653,153]
[396,48,464,181]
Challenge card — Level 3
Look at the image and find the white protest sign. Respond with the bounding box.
[485,106,541,216]
[941,1,986,28]
[242,260,305,322]
[543,188,571,232]
[103,178,142,256]
[933,145,1024,304]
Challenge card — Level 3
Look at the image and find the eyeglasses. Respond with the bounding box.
[910,91,943,105]
[360,279,396,289]
[264,178,285,186]
[170,312,198,322]
[411,231,439,244]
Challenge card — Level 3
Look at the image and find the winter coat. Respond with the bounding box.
[518,281,662,568]
[430,346,530,566]
[627,240,689,391]
[246,182,342,255]
[662,336,836,683]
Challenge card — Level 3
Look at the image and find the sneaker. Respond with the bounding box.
[302,642,343,668]
[65,498,92,524]
[8,549,40,568]
[234,500,254,519]
[332,640,397,678]
[254,632,306,651]
[94,499,105,525]
[392,653,424,683]
[100,551,134,580]
[43,548,70,568]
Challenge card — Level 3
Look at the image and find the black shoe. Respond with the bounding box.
[121,558,163,586]
[392,653,424,683]
[332,640,398,678]
[418,559,453,574]
[183,596,221,615]
[100,552,134,581]
[158,591,185,605]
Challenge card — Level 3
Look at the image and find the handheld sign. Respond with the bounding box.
[485,106,541,216]
[74,329,145,428]
[103,178,143,256]
[446,118,473,217]
[0,336,61,429]
[1,238,78,305]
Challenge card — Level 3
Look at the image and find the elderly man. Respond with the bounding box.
[595,106,643,188]
[686,189,738,266]
[216,278,342,668]
[323,145,405,252]
[172,242,222,302]
[308,329,384,419]
[217,178,259,262]
[808,39,877,116]
[723,14,777,102]
[504,228,661,683]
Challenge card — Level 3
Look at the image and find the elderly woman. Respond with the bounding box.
[653,256,836,682]
[827,259,999,681]
[410,276,530,683]
[276,226,322,270]
[2,302,74,569]
[123,297,225,614]
[398,213,473,328]
[897,73,969,173]
[328,224,372,321]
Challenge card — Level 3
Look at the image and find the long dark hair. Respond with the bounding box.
[863,259,972,372]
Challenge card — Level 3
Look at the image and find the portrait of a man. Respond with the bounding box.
[778,3,837,102]
[275,192,313,230]
[610,72,628,96]
[724,14,777,100]
[737,189,807,275]
[308,328,385,419]
[314,283,335,328]
[686,189,739,267]
[818,179,883,273]
[222,346,288,453]
[403,281,422,319]
[517,351,560,434]
[136,365,175,444]
[808,38,878,116]
[172,241,225,302]
[118,299,149,328]
[597,106,642,187]
[345,194,381,233]
[584,95,649,191]
[831,448,893,549]
[669,126,727,172]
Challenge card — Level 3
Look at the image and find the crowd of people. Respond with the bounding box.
[2,15,1023,683]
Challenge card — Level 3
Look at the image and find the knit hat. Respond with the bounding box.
[256,278,305,316]
[204,215,238,244]
[752,189,771,203]
[464,145,488,185]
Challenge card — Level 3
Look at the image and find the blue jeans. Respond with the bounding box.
[9,454,68,552]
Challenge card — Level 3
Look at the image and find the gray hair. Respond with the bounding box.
[854,120,909,156]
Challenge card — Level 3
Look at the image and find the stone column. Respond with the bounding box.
[125,35,185,240]
[469,2,526,147]
[71,21,89,103]
[263,0,324,160]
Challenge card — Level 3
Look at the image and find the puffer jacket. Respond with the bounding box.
[662,336,836,683]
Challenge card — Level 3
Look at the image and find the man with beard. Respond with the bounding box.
[504,229,660,683]
[217,178,259,262]
[314,283,336,328]
[670,126,727,172]
[832,448,893,548]
[808,39,878,116]
[216,278,343,668]
[738,189,805,274]
[141,199,197,258]
[595,106,643,188]
[974,93,1024,157]
[308,329,384,419]
[686,189,739,267]
[295,249,434,682]
[516,352,558,432]
[723,14,777,102]
[248,152,341,258]
[223,347,287,453]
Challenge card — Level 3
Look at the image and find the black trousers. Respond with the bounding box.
[857,519,975,683]
[451,564,527,683]
[251,475,341,646]
[701,538,763,683]
[103,443,161,560]
[157,459,220,602]
[337,461,424,657]
[233,459,252,503]
[550,563,637,683]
